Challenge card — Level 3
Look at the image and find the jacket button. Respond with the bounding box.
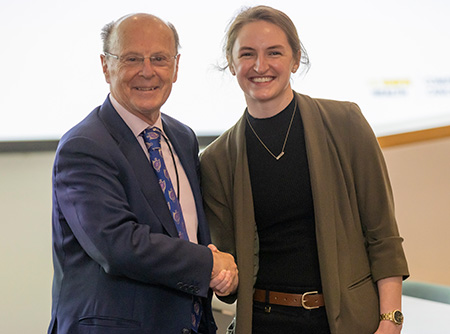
[181,328,191,334]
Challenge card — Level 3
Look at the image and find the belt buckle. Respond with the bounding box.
[301,291,320,310]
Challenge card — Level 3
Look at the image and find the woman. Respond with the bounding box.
[200,5,409,334]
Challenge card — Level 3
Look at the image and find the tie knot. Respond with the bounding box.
[143,127,162,150]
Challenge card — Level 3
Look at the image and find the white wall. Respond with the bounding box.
[0,151,54,333]
[0,136,449,333]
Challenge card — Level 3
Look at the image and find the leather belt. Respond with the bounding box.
[253,289,325,310]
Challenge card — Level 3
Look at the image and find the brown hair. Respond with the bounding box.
[223,5,309,71]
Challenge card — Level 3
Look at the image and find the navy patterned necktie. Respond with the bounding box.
[142,127,202,332]
[143,127,189,240]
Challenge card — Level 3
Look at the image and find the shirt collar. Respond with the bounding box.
[109,94,165,138]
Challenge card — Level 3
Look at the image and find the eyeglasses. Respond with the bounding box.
[104,52,178,68]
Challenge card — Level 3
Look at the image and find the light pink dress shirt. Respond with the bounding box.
[109,95,199,244]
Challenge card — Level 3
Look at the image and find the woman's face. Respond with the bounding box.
[230,20,300,109]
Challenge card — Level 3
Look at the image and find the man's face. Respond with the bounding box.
[101,15,179,124]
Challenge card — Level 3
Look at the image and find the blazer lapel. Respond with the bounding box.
[98,98,178,237]
[296,93,341,322]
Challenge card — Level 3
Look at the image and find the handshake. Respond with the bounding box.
[208,244,239,296]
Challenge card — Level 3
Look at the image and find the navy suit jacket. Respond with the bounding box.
[48,97,216,334]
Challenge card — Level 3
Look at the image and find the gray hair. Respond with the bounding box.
[100,14,180,54]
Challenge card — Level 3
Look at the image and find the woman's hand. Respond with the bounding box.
[209,244,239,296]
[374,320,402,334]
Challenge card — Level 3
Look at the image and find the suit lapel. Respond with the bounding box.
[161,117,211,245]
[161,119,196,194]
[98,98,178,237]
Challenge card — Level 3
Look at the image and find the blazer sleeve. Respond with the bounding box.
[200,144,236,257]
[345,103,409,281]
[200,142,240,304]
[54,134,213,297]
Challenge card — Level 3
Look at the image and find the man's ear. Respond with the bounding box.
[100,54,111,83]
[172,53,180,83]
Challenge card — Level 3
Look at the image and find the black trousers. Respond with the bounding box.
[252,301,331,334]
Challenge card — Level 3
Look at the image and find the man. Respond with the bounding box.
[48,13,237,334]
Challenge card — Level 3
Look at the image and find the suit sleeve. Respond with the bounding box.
[54,135,213,297]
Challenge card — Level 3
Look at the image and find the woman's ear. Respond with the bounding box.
[227,56,236,75]
[292,50,301,73]
[229,64,236,76]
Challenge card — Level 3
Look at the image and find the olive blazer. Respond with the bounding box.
[200,92,409,334]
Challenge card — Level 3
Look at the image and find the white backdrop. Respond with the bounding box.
[1,0,449,141]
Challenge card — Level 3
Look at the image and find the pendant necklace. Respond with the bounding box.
[246,99,297,160]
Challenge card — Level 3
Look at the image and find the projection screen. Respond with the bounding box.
[1,0,449,143]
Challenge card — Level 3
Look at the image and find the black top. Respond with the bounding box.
[245,97,322,293]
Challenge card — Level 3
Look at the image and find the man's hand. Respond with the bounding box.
[208,244,238,296]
